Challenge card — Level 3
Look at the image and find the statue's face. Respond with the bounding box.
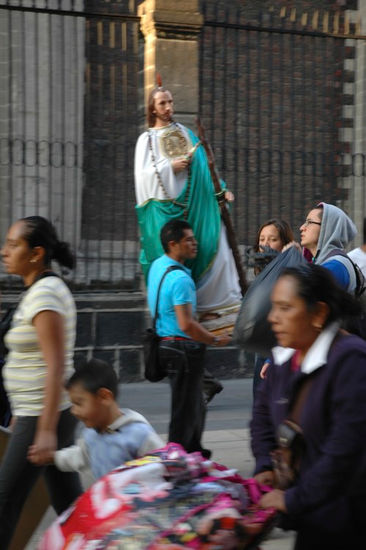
[153,90,174,126]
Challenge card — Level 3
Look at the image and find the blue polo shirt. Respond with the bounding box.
[147,254,196,337]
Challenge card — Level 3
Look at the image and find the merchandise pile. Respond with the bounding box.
[39,443,276,549]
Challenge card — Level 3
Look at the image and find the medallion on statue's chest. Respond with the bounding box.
[159,126,192,159]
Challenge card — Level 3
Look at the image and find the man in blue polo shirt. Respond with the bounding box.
[147,220,231,458]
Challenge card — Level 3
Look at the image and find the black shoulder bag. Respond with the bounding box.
[143,265,184,382]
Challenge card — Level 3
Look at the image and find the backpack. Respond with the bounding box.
[324,249,366,339]
[324,249,366,297]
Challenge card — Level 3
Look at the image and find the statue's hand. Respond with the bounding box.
[225,190,235,202]
[172,157,190,174]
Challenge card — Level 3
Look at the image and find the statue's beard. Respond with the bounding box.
[155,112,173,123]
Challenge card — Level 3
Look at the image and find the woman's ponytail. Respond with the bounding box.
[53,240,75,270]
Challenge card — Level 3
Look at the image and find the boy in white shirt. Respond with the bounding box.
[28,359,163,486]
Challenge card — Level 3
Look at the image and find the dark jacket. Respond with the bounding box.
[251,332,366,540]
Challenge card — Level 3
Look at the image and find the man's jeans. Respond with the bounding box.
[159,340,206,453]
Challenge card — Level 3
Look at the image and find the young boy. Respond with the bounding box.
[28,359,163,486]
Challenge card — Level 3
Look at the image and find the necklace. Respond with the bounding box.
[147,122,192,219]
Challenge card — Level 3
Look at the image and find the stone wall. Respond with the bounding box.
[0,293,249,381]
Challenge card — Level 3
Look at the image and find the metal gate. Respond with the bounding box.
[1,1,366,291]
[198,1,366,247]
[0,0,141,289]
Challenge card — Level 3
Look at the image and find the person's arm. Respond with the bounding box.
[53,441,90,472]
[251,365,277,479]
[284,349,366,516]
[28,439,89,472]
[321,259,350,290]
[139,429,165,456]
[28,309,65,465]
[174,303,231,347]
[260,359,271,379]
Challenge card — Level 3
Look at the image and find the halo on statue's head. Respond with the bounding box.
[147,74,173,127]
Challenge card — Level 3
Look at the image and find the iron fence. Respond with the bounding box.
[0,0,141,290]
[1,1,366,291]
[198,1,366,247]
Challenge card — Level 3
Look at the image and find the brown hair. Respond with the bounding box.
[254,218,294,253]
[147,86,171,127]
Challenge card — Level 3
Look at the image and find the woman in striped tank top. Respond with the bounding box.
[0,216,82,548]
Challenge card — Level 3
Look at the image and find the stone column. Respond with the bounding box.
[138,0,203,131]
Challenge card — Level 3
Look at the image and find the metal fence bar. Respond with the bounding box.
[0,3,141,291]
[0,2,140,21]
[203,18,366,41]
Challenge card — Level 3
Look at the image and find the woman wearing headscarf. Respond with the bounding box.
[300,202,358,292]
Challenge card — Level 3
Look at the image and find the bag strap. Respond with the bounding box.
[153,265,185,330]
[289,376,314,425]
[323,249,361,295]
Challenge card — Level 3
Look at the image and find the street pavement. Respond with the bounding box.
[26,378,295,549]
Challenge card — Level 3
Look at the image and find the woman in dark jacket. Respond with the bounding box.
[251,264,366,549]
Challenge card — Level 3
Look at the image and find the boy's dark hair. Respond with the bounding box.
[66,358,118,398]
[160,219,192,253]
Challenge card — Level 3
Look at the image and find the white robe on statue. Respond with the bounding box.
[134,123,241,315]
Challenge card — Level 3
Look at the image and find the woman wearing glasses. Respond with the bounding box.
[300,202,357,292]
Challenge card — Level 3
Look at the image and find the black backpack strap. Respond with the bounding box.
[152,265,185,330]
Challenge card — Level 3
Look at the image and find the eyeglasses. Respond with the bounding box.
[303,219,321,227]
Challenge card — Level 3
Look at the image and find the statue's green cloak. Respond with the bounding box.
[136,128,224,283]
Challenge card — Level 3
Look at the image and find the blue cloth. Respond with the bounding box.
[321,259,350,289]
[251,333,366,539]
[83,421,157,480]
[147,255,196,338]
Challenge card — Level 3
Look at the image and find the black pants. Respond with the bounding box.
[159,340,206,453]
[0,408,82,549]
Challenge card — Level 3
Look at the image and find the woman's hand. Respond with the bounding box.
[172,156,190,173]
[260,361,271,379]
[213,332,232,347]
[282,241,302,253]
[259,489,287,512]
[28,428,57,465]
[254,470,275,486]
[9,416,16,431]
